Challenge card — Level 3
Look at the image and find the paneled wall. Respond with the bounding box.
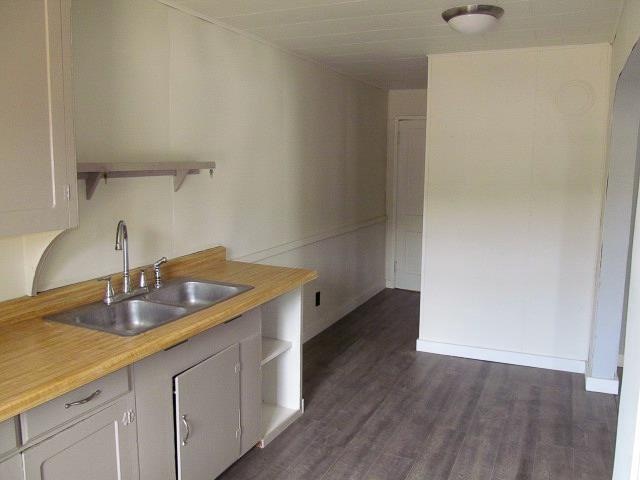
[0,0,388,341]
[418,44,611,370]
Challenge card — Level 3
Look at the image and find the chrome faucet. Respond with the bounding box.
[153,256,168,289]
[98,220,151,305]
[115,220,131,294]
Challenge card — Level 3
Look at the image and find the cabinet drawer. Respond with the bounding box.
[20,368,130,443]
[0,418,18,456]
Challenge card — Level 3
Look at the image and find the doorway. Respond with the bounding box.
[392,117,426,291]
[610,41,640,480]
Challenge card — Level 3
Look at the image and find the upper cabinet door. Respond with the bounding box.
[0,0,78,236]
[175,344,241,480]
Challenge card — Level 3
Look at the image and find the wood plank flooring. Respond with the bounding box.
[219,289,619,480]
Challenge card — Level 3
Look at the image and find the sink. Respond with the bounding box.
[144,279,253,308]
[46,278,253,336]
[47,300,189,336]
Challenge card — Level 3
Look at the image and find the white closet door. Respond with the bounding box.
[395,118,426,291]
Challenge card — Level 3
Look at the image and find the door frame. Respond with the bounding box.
[386,115,427,289]
[610,40,640,480]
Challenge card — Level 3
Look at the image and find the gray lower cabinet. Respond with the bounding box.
[175,344,241,480]
[22,393,138,480]
[0,454,23,480]
[0,417,19,459]
[239,334,262,455]
[135,309,262,480]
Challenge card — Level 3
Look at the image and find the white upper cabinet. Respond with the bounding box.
[0,0,78,236]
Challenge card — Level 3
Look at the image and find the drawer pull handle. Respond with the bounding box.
[181,414,191,446]
[64,389,101,409]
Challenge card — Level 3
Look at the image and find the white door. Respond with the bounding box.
[394,119,426,291]
[175,344,241,480]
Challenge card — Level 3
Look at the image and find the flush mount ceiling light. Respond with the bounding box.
[442,4,504,34]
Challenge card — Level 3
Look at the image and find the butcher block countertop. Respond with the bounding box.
[0,247,317,423]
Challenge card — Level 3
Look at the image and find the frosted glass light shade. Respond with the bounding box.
[442,5,504,34]
[448,13,498,34]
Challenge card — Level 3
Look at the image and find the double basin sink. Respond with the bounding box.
[46,279,253,336]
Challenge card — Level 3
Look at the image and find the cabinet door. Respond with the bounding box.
[240,334,262,455]
[175,344,240,480]
[23,394,138,480]
[0,454,23,480]
[0,0,77,236]
[0,417,19,458]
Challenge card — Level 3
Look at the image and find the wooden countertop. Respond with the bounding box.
[0,247,317,423]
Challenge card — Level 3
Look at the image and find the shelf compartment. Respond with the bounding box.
[261,337,292,367]
[259,403,302,448]
[77,161,216,199]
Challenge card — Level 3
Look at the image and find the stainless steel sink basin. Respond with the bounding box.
[144,279,252,308]
[45,278,253,336]
[47,300,189,336]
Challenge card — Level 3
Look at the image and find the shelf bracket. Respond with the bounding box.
[84,172,102,200]
[174,169,189,192]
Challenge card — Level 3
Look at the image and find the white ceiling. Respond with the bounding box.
[166,0,624,89]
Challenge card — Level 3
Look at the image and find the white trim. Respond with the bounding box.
[416,339,586,374]
[386,116,426,289]
[620,353,625,367]
[427,43,612,60]
[233,216,386,264]
[585,375,620,394]
[303,282,386,343]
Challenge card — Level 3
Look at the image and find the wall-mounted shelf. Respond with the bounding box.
[77,161,216,200]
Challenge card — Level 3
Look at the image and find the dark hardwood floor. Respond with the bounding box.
[220,289,619,480]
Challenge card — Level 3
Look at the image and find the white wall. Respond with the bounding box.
[611,2,640,477]
[588,70,640,384]
[609,0,640,363]
[386,89,427,285]
[387,90,428,119]
[0,0,388,341]
[0,235,27,300]
[418,44,611,371]
[613,0,640,81]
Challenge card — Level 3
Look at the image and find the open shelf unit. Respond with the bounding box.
[261,337,292,366]
[258,288,303,448]
[260,403,302,447]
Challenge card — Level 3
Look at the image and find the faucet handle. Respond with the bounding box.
[153,257,168,288]
[153,256,168,269]
[98,276,115,305]
[138,269,148,289]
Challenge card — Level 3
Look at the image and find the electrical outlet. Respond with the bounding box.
[315,291,321,306]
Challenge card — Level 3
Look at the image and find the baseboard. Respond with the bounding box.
[303,282,386,342]
[585,375,620,394]
[416,339,586,374]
